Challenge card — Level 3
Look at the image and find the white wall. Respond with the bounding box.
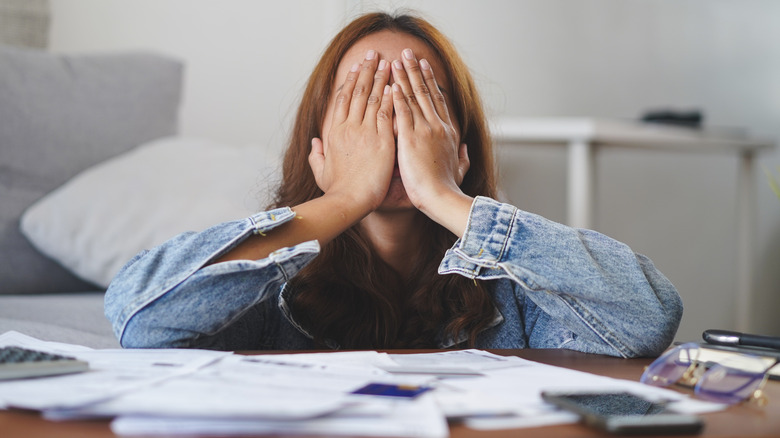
[48,0,780,342]
[49,0,363,153]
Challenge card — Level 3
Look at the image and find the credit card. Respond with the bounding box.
[351,383,432,398]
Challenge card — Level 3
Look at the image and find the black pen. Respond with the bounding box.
[703,329,780,351]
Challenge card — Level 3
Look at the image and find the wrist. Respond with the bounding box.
[417,189,474,238]
[318,190,376,222]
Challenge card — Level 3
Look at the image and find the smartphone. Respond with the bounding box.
[541,391,703,435]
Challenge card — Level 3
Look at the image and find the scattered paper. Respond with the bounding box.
[0,331,228,411]
[0,331,727,437]
[111,393,449,438]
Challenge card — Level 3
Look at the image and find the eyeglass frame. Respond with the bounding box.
[640,342,779,406]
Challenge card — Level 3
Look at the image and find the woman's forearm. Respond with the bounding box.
[213,192,372,263]
[105,209,322,348]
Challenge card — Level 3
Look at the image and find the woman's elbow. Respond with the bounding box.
[118,317,191,349]
[628,256,683,357]
[628,286,683,358]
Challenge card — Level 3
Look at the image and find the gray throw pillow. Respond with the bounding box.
[0,45,183,293]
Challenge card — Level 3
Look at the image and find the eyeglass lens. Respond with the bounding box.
[640,343,696,387]
[641,343,773,405]
[695,355,774,404]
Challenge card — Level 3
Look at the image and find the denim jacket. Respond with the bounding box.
[105,196,682,358]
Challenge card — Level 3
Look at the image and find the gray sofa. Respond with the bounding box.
[0,45,184,348]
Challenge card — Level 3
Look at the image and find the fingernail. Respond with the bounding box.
[384,84,391,95]
[350,63,360,72]
[392,83,401,92]
[377,59,387,71]
[403,48,413,60]
[420,59,430,70]
[393,59,403,70]
[366,50,376,60]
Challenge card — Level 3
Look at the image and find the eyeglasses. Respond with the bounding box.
[640,342,778,406]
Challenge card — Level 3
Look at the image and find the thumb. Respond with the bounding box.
[308,137,325,174]
[457,142,470,184]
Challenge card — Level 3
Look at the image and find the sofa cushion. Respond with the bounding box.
[0,293,119,349]
[0,45,183,293]
[20,136,279,288]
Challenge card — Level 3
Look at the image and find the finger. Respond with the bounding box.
[391,58,425,124]
[348,50,379,122]
[364,58,391,125]
[376,84,393,134]
[419,58,451,124]
[400,48,439,122]
[332,62,361,124]
[392,83,414,134]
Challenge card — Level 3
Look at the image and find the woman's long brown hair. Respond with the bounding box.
[272,12,499,349]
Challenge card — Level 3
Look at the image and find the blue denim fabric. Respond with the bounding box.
[105,196,682,357]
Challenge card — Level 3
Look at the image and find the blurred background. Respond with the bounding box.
[4,0,779,342]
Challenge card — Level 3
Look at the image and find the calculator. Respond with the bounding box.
[0,346,89,380]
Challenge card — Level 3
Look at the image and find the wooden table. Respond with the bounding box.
[1,349,779,437]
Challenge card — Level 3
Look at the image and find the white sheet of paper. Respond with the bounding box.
[111,392,449,438]
[0,330,94,354]
[0,331,228,411]
[46,351,436,421]
[386,349,530,374]
[58,354,377,420]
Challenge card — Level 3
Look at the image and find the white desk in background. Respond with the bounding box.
[491,117,775,333]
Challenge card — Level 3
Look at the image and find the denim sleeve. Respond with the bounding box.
[104,208,320,349]
[439,196,682,358]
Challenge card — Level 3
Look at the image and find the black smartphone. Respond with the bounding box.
[541,391,703,435]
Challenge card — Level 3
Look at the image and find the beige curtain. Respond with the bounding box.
[0,0,50,49]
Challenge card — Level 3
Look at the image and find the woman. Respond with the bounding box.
[105,12,682,357]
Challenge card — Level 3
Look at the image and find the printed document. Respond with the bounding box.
[0,331,724,437]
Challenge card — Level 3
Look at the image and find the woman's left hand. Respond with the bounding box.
[391,48,473,236]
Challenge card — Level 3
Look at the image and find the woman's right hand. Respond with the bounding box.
[309,50,395,213]
[215,51,394,264]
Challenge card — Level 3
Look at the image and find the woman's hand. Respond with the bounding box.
[218,51,396,263]
[391,48,474,236]
[309,50,396,213]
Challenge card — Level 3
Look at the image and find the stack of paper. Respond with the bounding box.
[0,331,723,437]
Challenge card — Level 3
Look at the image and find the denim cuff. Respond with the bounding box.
[249,207,297,235]
[439,196,517,278]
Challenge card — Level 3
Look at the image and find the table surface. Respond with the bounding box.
[491,117,775,153]
[2,348,779,438]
